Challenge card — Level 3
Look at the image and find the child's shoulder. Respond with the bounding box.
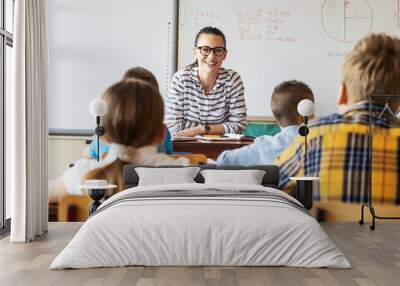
[254,127,296,146]
[309,113,343,128]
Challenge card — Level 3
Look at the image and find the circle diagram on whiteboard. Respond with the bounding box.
[321,0,373,43]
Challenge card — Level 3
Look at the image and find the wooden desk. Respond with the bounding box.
[173,139,254,160]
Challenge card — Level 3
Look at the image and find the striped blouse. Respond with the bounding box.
[165,65,247,135]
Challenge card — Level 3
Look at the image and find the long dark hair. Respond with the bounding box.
[190,26,226,68]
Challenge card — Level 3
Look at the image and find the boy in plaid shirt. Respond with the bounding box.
[275,34,400,205]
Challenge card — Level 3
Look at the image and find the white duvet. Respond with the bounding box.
[50,183,351,269]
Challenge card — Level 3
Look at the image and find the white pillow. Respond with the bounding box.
[200,169,266,185]
[135,167,200,186]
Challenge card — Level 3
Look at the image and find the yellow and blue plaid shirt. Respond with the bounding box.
[275,101,400,204]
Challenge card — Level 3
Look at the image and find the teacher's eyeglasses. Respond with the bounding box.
[197,46,226,57]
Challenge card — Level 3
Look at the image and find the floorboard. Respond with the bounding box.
[0,222,399,286]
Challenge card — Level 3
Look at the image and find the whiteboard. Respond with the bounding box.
[48,0,177,132]
[179,0,400,117]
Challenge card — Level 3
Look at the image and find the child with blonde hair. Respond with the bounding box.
[276,33,400,205]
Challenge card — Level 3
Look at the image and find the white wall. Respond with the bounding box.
[48,0,177,132]
[48,137,88,181]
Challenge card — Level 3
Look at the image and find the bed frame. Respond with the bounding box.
[123,164,280,189]
[56,165,281,221]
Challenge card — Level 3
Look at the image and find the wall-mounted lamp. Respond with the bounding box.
[289,99,318,210]
[297,99,315,167]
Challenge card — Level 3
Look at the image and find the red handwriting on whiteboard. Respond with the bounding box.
[194,11,221,28]
[238,8,295,43]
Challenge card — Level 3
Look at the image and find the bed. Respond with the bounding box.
[50,165,350,269]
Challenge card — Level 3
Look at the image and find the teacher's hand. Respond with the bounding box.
[176,126,204,137]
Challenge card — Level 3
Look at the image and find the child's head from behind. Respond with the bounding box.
[101,79,164,148]
[271,80,314,127]
[342,33,400,107]
[122,66,160,91]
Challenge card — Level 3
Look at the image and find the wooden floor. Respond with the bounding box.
[0,222,399,286]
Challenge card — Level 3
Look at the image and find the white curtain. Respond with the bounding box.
[9,0,49,242]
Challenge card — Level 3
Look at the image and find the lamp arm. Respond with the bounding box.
[96,116,100,162]
[94,116,106,162]
[304,128,307,174]
[303,116,308,174]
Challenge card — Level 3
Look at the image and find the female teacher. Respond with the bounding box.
[165,26,247,136]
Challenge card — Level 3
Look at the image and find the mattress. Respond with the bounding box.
[50,183,351,269]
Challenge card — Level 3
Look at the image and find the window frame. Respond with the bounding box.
[0,0,14,231]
